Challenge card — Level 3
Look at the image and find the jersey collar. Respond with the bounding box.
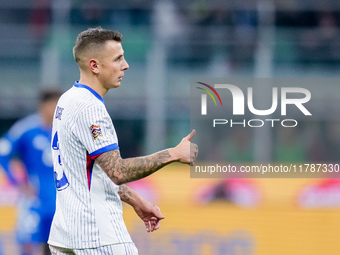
[74,81,104,104]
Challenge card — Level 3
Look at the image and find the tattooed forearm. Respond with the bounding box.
[96,149,172,185]
[118,184,133,203]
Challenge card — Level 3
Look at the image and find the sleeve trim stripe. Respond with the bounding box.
[89,143,119,158]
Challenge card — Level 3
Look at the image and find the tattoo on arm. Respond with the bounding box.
[118,184,133,203]
[96,149,172,185]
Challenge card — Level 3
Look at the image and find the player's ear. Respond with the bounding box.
[89,59,100,74]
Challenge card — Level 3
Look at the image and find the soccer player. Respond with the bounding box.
[48,27,198,255]
[0,89,62,255]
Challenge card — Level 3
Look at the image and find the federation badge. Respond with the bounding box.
[90,125,103,140]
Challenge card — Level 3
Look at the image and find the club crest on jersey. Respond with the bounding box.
[90,125,103,140]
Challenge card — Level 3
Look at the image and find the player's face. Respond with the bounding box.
[98,40,129,90]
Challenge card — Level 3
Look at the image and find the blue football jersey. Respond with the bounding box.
[0,113,56,214]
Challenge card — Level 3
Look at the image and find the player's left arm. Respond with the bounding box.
[95,130,198,185]
[118,184,164,232]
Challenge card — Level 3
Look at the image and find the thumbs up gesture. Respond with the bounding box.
[173,129,198,165]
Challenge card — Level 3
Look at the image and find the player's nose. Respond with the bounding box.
[122,58,129,71]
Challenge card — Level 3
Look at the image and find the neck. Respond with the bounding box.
[79,73,108,97]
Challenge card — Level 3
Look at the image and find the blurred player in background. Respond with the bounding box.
[48,27,198,255]
[0,89,62,255]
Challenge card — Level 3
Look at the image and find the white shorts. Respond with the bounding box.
[49,243,138,255]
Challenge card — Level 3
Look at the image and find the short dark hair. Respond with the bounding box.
[73,27,123,63]
[39,88,62,103]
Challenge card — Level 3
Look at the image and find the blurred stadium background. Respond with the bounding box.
[1,0,340,254]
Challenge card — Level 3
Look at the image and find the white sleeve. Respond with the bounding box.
[74,103,119,158]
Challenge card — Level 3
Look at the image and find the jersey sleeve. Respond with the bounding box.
[74,103,119,159]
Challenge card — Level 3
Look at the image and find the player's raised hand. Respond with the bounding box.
[173,129,198,165]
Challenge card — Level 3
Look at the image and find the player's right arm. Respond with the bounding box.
[118,184,164,232]
[96,130,198,185]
